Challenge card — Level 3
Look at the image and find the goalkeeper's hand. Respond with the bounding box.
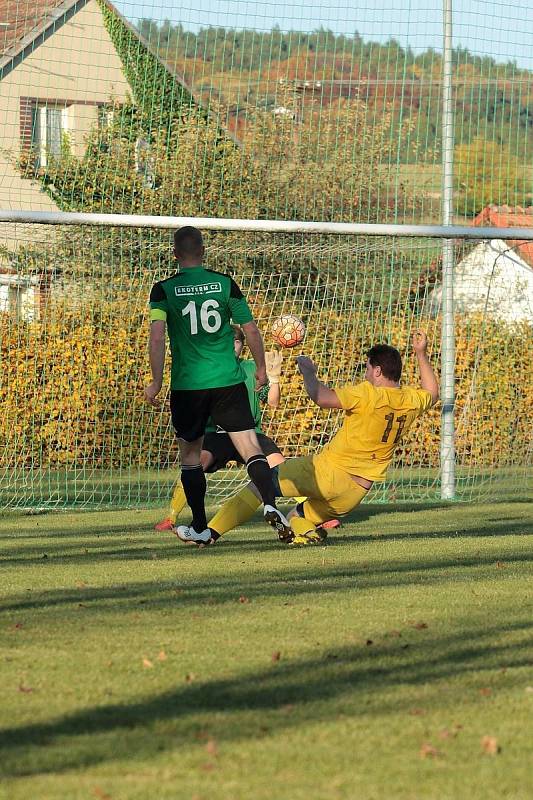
[265,349,283,384]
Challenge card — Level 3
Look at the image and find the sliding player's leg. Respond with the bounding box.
[208,455,315,542]
[207,441,284,543]
[285,459,369,546]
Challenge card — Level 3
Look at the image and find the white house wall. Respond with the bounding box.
[429,238,533,325]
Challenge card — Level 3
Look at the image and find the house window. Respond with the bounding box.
[31,105,69,168]
[98,106,114,130]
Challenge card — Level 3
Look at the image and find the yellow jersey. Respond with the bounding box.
[318,381,433,482]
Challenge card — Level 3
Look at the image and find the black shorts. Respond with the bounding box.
[170,383,255,442]
[203,432,282,473]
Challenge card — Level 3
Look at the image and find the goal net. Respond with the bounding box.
[0,220,531,510]
[1,0,532,509]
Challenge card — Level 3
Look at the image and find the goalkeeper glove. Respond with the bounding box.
[265,349,283,384]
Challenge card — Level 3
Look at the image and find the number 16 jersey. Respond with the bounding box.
[319,381,433,482]
[149,266,253,390]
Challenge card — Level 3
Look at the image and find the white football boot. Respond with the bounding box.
[175,525,212,545]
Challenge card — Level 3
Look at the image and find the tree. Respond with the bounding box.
[454,136,529,216]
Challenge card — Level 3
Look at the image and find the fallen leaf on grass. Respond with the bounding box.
[157,651,167,661]
[11,623,23,631]
[18,684,33,693]
[271,651,281,662]
[239,595,250,604]
[76,581,88,588]
[420,743,441,759]
[524,686,533,693]
[481,736,500,755]
[479,687,492,696]
[92,788,112,800]
[205,739,218,757]
[185,672,196,683]
[411,621,428,630]
[142,658,153,669]
[439,726,462,740]
[495,561,506,569]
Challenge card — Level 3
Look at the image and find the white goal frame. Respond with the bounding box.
[3,209,533,501]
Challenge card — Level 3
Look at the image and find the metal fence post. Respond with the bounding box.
[441,0,456,499]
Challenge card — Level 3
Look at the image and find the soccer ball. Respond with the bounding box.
[271,314,305,348]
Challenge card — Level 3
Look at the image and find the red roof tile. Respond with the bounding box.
[0,0,73,60]
[472,205,533,268]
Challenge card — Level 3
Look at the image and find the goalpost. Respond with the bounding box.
[1,0,532,510]
[0,211,532,511]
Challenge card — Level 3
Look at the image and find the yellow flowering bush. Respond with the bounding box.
[0,307,531,472]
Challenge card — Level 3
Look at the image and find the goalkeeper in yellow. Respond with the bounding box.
[190,331,438,546]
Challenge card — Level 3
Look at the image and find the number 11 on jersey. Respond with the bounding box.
[381,412,407,444]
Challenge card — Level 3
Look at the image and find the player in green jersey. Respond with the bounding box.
[154,326,285,532]
[144,226,289,544]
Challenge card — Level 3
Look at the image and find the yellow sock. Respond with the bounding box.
[169,483,187,523]
[208,486,261,536]
[290,516,316,537]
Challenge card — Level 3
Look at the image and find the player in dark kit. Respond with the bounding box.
[144,226,289,544]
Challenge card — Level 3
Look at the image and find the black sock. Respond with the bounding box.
[246,454,276,507]
[181,464,207,532]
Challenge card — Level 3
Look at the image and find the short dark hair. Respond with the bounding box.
[367,344,402,382]
[174,226,203,257]
[232,324,245,344]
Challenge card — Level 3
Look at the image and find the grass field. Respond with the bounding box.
[1,497,533,800]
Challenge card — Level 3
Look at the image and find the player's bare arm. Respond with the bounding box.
[412,331,439,404]
[242,321,268,391]
[296,355,343,409]
[144,319,166,406]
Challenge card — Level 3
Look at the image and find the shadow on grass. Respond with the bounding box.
[2,542,532,617]
[1,618,532,778]
[2,498,532,567]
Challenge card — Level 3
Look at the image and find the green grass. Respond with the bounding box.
[1,498,533,800]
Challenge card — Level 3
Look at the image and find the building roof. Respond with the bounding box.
[0,0,240,143]
[409,205,533,306]
[0,0,86,72]
[472,205,533,268]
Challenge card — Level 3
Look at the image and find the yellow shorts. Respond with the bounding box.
[277,455,368,525]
